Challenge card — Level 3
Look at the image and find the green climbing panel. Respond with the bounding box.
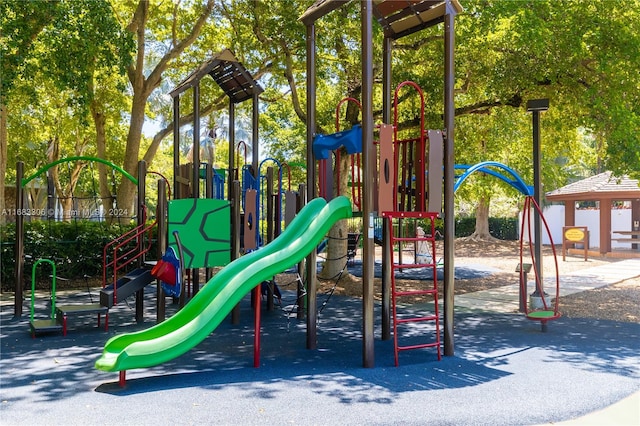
[168,198,231,269]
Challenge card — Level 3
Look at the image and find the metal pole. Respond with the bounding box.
[305,22,318,350]
[193,83,200,199]
[361,0,375,368]
[205,163,213,282]
[253,91,260,183]
[157,178,167,323]
[231,180,241,324]
[526,100,549,297]
[192,84,201,296]
[443,9,456,357]
[228,100,235,199]
[381,36,392,341]
[173,96,181,199]
[526,98,549,331]
[135,160,146,323]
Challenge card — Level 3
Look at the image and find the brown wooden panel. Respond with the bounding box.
[378,124,395,214]
[284,190,297,227]
[427,129,443,213]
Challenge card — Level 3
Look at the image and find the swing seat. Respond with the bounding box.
[526,310,560,321]
[519,196,561,326]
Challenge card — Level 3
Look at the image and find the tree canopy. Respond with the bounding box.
[2,0,639,230]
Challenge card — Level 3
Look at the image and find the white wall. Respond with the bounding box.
[519,205,565,245]
[575,209,600,248]
[520,204,632,249]
[611,209,632,248]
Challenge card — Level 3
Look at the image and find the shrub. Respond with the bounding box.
[1,220,142,291]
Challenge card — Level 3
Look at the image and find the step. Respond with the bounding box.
[29,319,63,337]
[56,304,109,336]
[394,289,437,297]
[397,341,441,352]
[56,303,108,315]
[396,315,439,324]
[392,263,437,269]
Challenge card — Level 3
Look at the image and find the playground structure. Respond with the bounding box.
[299,0,460,368]
[301,0,558,367]
[11,0,562,384]
[312,103,560,359]
[14,157,163,335]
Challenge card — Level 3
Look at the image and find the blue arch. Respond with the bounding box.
[454,161,533,196]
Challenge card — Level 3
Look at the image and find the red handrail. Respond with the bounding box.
[393,81,426,212]
[102,207,157,304]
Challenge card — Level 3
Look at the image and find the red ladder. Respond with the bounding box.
[383,211,441,366]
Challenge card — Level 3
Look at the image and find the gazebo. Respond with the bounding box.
[545,172,640,256]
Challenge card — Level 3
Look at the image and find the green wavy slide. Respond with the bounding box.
[95,196,352,372]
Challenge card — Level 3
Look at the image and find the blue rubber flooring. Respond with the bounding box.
[343,259,502,280]
[1,285,638,425]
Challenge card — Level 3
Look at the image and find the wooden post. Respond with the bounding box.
[156,178,167,323]
[14,162,25,318]
[231,181,241,324]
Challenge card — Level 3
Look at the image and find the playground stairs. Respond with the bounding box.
[101,210,157,310]
[100,267,154,308]
[384,212,442,366]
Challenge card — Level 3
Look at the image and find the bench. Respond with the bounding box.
[612,238,639,243]
[55,304,109,336]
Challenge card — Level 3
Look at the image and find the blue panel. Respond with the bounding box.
[313,124,363,160]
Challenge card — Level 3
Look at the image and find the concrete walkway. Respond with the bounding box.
[455,258,640,313]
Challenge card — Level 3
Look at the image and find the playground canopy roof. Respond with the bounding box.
[300,0,463,38]
[169,49,263,103]
[546,172,640,202]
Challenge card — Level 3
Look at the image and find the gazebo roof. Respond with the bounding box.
[545,172,640,202]
[300,0,463,39]
[169,49,263,104]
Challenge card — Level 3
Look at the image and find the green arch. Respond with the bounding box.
[21,156,137,187]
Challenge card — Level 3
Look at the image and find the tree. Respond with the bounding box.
[1,0,133,222]
[395,0,640,238]
[4,0,638,243]
[0,0,59,223]
[113,0,215,218]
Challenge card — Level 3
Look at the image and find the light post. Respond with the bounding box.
[527,98,549,330]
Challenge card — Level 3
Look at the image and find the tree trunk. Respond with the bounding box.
[49,165,84,221]
[116,0,215,224]
[0,99,7,225]
[469,196,496,241]
[90,99,114,221]
[319,147,350,279]
[117,93,147,223]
